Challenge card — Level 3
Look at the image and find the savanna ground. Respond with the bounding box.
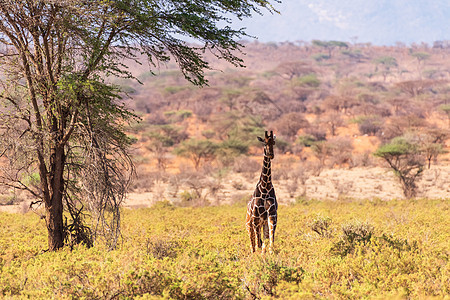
[1,198,449,299]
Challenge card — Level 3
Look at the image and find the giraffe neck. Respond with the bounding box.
[259,151,272,190]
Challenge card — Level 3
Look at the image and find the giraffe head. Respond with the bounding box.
[257,131,276,159]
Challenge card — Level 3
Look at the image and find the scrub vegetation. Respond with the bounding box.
[1,198,448,299]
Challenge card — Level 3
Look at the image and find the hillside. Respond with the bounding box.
[1,41,450,211]
[122,41,449,204]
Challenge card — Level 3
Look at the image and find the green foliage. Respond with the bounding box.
[0,198,449,298]
[216,139,250,166]
[164,110,193,122]
[440,104,450,114]
[312,53,330,62]
[173,139,219,169]
[374,136,419,157]
[243,256,304,297]
[373,56,398,67]
[144,125,188,147]
[296,134,317,147]
[312,40,348,58]
[179,190,198,203]
[312,40,348,49]
[341,49,365,60]
[292,74,321,88]
[21,172,40,187]
[211,112,265,146]
[410,51,430,62]
[163,85,192,95]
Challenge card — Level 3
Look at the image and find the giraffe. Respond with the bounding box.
[246,130,278,254]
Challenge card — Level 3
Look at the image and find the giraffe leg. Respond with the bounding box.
[268,215,277,254]
[254,221,263,250]
[262,220,269,254]
[246,214,256,253]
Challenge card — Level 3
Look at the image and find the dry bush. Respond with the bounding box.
[304,126,327,142]
[273,112,309,140]
[328,137,354,168]
[232,156,260,178]
[357,116,383,136]
[308,214,333,237]
[322,112,345,136]
[130,167,166,192]
[352,151,375,167]
[175,171,223,207]
[0,194,14,205]
[232,181,247,190]
[230,192,250,206]
[145,113,169,125]
[331,179,354,199]
[146,238,180,259]
[331,221,375,257]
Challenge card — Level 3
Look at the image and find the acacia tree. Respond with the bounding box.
[0,0,277,251]
[373,56,397,82]
[373,137,425,198]
[174,139,219,171]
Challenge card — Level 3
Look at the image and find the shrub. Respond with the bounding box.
[232,156,260,175]
[297,134,317,147]
[312,53,330,62]
[309,215,332,237]
[146,238,180,259]
[331,221,374,256]
[243,257,304,298]
[357,116,382,136]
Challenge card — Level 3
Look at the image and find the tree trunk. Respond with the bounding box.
[46,194,64,251]
[45,145,66,251]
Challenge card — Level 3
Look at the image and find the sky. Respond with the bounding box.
[234,0,450,46]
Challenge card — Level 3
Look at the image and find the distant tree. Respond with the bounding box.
[146,140,170,172]
[410,51,431,63]
[381,115,428,141]
[341,49,366,62]
[323,112,345,136]
[322,95,357,114]
[220,88,242,111]
[395,80,436,97]
[311,53,330,62]
[293,74,321,88]
[373,56,398,81]
[311,141,333,171]
[417,129,449,168]
[275,112,309,139]
[216,139,249,166]
[356,116,382,136]
[327,137,354,168]
[373,136,425,198]
[410,51,430,77]
[388,97,410,116]
[274,61,315,80]
[174,139,219,170]
[312,40,348,58]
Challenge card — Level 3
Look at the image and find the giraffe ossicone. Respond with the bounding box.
[246,130,278,254]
